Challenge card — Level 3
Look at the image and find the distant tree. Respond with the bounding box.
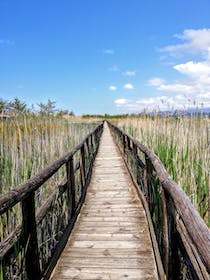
[56,109,69,117]
[69,110,74,116]
[9,97,28,114]
[37,99,57,116]
[0,99,7,113]
[56,109,75,117]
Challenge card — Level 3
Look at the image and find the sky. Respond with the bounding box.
[0,0,210,115]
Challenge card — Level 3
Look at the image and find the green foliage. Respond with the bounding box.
[9,97,28,114]
[37,99,57,115]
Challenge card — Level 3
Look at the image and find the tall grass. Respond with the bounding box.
[0,115,97,195]
[115,116,210,225]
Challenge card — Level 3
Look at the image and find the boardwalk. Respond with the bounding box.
[51,123,158,279]
[1,122,209,279]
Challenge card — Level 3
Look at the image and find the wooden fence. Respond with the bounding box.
[108,121,210,280]
[0,122,103,280]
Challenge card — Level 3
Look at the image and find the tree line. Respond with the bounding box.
[0,97,74,117]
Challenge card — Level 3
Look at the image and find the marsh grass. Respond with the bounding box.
[0,115,97,195]
[116,116,210,225]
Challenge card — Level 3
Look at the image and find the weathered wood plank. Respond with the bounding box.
[52,268,156,280]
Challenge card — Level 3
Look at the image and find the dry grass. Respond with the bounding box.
[0,115,97,195]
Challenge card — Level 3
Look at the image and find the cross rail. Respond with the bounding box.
[0,122,103,279]
[108,121,210,279]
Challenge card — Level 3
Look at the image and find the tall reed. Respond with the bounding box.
[0,115,97,195]
[115,116,210,225]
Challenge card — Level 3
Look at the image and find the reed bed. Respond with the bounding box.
[0,115,97,195]
[115,116,210,226]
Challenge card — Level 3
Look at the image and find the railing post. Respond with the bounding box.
[66,157,75,218]
[145,156,154,214]
[132,143,138,182]
[21,193,41,280]
[90,133,94,151]
[161,187,169,277]
[125,136,129,162]
[86,137,90,154]
[80,144,86,187]
[167,199,180,279]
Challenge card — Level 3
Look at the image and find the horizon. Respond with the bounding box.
[1,0,210,115]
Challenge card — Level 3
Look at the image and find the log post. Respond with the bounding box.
[161,187,169,277]
[66,157,75,218]
[145,156,154,213]
[80,144,86,187]
[125,136,129,163]
[123,135,126,157]
[21,193,41,280]
[90,134,94,157]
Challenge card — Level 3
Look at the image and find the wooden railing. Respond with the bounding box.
[108,122,210,280]
[0,122,103,280]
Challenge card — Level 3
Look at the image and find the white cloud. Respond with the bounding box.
[147,77,165,86]
[114,99,128,106]
[122,71,137,77]
[158,83,194,94]
[108,65,119,72]
[104,49,115,55]
[174,61,210,77]
[123,83,134,90]
[114,93,210,112]
[160,29,210,58]
[109,85,117,91]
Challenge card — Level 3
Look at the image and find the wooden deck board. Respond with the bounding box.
[51,123,158,280]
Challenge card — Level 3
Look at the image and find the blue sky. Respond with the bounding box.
[1,0,210,115]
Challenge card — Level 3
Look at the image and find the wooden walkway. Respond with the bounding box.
[51,123,158,279]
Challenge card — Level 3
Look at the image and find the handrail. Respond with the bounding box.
[0,122,104,279]
[0,124,103,214]
[108,121,210,279]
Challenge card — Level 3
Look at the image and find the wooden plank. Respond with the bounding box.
[72,227,146,234]
[52,268,156,279]
[61,247,153,258]
[68,240,151,249]
[70,233,150,241]
[58,257,155,268]
[78,216,145,222]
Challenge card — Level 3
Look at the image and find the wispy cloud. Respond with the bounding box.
[104,49,115,55]
[0,39,15,46]
[108,65,119,72]
[147,78,165,86]
[123,83,134,90]
[109,85,117,91]
[114,99,128,106]
[122,70,137,77]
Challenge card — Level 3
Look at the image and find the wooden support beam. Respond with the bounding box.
[21,193,41,280]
